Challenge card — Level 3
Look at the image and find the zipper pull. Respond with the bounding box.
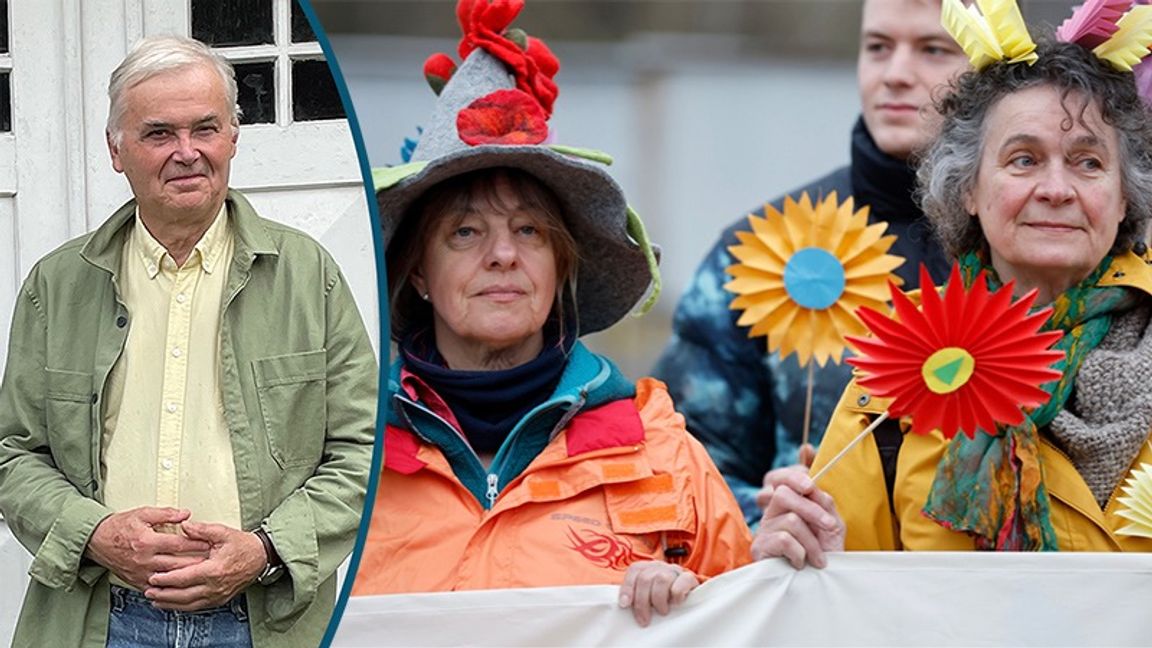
[486,474,499,509]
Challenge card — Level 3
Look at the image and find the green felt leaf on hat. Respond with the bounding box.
[505,27,529,51]
[373,162,430,192]
[548,144,614,166]
[626,205,661,316]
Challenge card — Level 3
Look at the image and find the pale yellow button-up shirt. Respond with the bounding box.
[101,204,242,533]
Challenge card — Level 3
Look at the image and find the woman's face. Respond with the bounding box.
[413,176,558,367]
[965,85,1126,294]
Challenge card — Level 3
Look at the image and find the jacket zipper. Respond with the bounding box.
[394,352,614,510]
[395,394,498,507]
[486,474,499,509]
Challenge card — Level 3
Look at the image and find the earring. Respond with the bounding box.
[422,293,430,301]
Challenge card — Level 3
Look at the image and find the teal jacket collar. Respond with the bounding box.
[388,340,635,507]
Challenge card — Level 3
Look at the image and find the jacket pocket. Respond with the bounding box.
[44,368,95,486]
[253,349,327,470]
[604,473,697,532]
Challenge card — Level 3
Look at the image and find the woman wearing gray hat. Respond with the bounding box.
[753,3,1152,565]
[352,0,751,626]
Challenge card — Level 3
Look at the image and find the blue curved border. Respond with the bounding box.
[296,2,389,647]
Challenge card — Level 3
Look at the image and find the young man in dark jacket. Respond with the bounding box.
[652,0,969,525]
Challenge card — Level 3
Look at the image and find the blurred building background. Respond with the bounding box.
[312,0,1075,378]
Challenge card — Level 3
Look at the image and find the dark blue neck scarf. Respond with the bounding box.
[399,326,573,454]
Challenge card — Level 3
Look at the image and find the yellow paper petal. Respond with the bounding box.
[1094,5,1152,72]
[809,311,844,366]
[942,0,1003,70]
[977,0,1038,64]
[724,277,780,297]
[836,223,893,263]
[728,246,784,274]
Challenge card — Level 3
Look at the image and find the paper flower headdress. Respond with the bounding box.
[846,265,1064,439]
[942,0,1038,69]
[943,0,1152,72]
[724,192,904,368]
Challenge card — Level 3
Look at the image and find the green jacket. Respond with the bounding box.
[0,190,378,648]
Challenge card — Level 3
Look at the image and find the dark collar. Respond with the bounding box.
[849,117,920,224]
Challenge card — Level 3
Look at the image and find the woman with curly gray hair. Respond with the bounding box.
[919,38,1152,279]
[751,20,1152,565]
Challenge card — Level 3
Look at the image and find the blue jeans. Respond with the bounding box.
[106,585,253,648]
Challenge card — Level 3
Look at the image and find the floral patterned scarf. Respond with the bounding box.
[922,251,1139,550]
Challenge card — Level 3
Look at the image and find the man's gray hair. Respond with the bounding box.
[106,35,239,146]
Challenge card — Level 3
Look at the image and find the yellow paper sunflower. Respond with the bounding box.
[725,191,905,367]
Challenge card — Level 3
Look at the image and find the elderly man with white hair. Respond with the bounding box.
[0,35,377,648]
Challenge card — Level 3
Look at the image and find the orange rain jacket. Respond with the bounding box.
[353,342,751,594]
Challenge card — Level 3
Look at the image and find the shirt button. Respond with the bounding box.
[172,347,182,358]
[856,394,871,406]
[147,264,158,275]
[161,458,173,470]
[116,316,128,328]
[166,402,178,413]
[176,293,187,303]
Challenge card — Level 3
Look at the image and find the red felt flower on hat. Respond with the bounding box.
[846,264,1064,439]
[457,0,523,49]
[457,88,549,145]
[519,36,559,116]
[452,0,559,117]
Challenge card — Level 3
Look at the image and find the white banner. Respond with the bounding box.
[335,552,1152,647]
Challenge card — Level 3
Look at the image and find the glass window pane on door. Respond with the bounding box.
[0,72,9,133]
[292,59,345,122]
[290,1,317,43]
[0,0,8,54]
[235,61,275,124]
[192,0,273,47]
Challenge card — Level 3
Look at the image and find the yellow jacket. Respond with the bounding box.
[811,253,1152,552]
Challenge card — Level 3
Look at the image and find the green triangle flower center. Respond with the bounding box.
[921,347,975,395]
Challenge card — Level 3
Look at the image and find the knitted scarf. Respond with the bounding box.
[922,251,1139,550]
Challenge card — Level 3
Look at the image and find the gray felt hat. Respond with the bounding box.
[375,40,660,339]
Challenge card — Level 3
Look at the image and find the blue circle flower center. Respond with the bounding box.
[783,247,846,310]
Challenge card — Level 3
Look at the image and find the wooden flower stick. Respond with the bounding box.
[801,361,815,450]
[810,411,890,483]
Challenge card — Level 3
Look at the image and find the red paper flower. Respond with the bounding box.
[457,89,549,145]
[846,264,1064,439]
